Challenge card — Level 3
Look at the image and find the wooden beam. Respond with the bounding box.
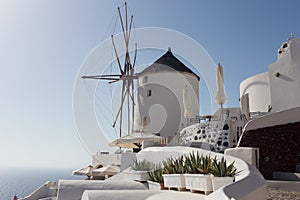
[111,35,124,74]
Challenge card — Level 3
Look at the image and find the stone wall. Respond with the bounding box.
[239,122,300,179]
[180,119,245,153]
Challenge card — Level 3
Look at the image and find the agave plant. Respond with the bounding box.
[148,164,165,183]
[185,152,212,174]
[185,152,201,174]
[210,157,236,177]
[160,156,187,174]
[162,157,176,174]
[173,155,186,174]
[131,159,154,171]
[197,155,212,174]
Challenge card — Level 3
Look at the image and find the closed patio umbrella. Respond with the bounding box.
[92,164,120,176]
[72,165,93,176]
[109,131,164,148]
[215,63,227,120]
[183,85,193,125]
[215,63,227,107]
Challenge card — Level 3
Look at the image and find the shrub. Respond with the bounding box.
[185,152,212,174]
[131,160,154,171]
[148,164,164,183]
[210,157,236,177]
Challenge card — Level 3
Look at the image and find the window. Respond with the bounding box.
[147,89,152,97]
[142,76,148,84]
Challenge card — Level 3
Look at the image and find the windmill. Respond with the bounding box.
[82,2,137,139]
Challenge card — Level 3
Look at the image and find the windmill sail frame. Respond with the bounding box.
[82,2,137,139]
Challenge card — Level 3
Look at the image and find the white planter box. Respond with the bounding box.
[147,180,166,190]
[184,174,212,194]
[128,171,149,182]
[163,174,186,190]
[211,176,234,191]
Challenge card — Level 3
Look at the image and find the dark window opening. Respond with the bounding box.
[147,89,152,97]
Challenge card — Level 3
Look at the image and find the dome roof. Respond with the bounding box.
[138,48,200,80]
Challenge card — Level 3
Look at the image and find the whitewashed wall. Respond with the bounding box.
[268,38,300,112]
[134,72,199,138]
[240,72,271,113]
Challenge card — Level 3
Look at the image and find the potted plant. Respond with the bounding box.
[147,164,167,190]
[184,152,213,195]
[130,159,154,182]
[162,156,186,191]
[210,157,236,191]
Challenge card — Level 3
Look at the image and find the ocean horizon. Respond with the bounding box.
[0,167,84,200]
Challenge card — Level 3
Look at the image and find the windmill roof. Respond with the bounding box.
[139,48,200,80]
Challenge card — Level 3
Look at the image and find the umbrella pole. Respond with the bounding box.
[220,103,223,121]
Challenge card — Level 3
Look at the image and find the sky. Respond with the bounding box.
[0,0,300,169]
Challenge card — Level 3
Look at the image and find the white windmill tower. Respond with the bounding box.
[134,48,200,142]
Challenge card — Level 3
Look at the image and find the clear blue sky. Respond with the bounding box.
[0,0,299,169]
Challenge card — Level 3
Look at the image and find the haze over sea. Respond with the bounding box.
[0,167,83,200]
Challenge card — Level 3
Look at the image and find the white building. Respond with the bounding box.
[240,37,300,114]
[134,48,200,140]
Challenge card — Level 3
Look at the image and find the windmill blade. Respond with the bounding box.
[126,80,135,105]
[111,35,124,74]
[112,85,128,127]
[127,80,130,135]
[108,80,120,84]
[97,74,122,77]
[82,75,100,79]
[118,82,124,138]
[128,88,135,105]
[81,76,119,81]
[128,15,133,42]
[97,77,120,81]
[117,6,127,44]
[81,74,121,79]
[132,43,137,69]
[123,16,133,68]
[125,2,128,33]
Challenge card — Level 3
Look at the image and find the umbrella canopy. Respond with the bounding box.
[108,140,139,148]
[215,63,227,106]
[72,165,93,176]
[183,85,193,119]
[109,131,164,147]
[92,164,120,176]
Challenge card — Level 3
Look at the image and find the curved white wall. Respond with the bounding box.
[242,106,300,132]
[134,72,199,138]
[136,146,267,200]
[240,72,271,113]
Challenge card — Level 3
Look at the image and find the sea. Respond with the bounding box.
[0,167,84,200]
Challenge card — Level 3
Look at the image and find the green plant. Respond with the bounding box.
[160,156,186,174]
[197,155,212,174]
[210,157,236,177]
[173,155,186,174]
[185,153,199,174]
[131,160,154,171]
[185,152,212,174]
[162,158,176,174]
[148,164,164,183]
